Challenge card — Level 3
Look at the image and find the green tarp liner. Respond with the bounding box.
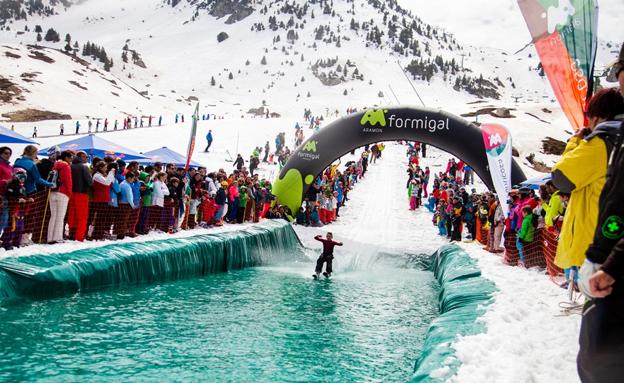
[411,244,496,382]
[0,220,303,303]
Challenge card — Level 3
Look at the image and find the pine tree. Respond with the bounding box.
[210,76,216,86]
[36,33,42,42]
[65,33,71,43]
[44,28,60,42]
[34,25,42,33]
[228,72,234,80]
[261,56,267,65]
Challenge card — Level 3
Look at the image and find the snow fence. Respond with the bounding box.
[0,220,303,302]
[411,244,496,382]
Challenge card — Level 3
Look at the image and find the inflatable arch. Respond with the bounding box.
[273,107,527,214]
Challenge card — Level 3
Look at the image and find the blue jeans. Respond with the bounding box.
[565,266,579,282]
[438,218,447,236]
[516,237,525,261]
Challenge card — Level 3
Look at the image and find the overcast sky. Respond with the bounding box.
[395,0,624,52]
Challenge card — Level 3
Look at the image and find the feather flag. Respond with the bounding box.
[518,0,599,131]
[185,102,199,171]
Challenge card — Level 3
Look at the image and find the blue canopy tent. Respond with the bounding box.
[40,134,147,160]
[519,174,552,190]
[137,146,204,168]
[0,125,38,144]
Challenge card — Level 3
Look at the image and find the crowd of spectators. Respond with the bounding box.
[0,144,288,250]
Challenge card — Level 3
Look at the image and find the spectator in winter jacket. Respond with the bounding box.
[0,147,12,236]
[214,181,228,226]
[48,151,74,244]
[227,181,240,222]
[90,161,116,240]
[437,199,448,236]
[517,206,535,267]
[68,151,93,241]
[577,47,624,383]
[204,130,213,152]
[13,145,54,195]
[234,154,244,171]
[544,181,564,228]
[2,167,30,248]
[492,200,506,252]
[551,88,624,276]
[115,172,136,239]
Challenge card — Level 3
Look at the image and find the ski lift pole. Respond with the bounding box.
[235,130,240,156]
[397,60,426,107]
[388,84,401,104]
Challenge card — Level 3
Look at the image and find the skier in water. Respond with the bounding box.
[313,232,343,279]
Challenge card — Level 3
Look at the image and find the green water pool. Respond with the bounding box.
[0,262,439,382]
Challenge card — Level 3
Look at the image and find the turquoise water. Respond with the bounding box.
[0,261,438,382]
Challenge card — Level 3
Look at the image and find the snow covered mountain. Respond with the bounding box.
[0,0,622,171]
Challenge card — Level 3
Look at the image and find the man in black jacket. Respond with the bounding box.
[68,151,93,241]
[577,42,624,383]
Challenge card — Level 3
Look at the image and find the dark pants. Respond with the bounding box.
[315,253,333,274]
[204,140,212,151]
[451,218,462,241]
[578,291,624,383]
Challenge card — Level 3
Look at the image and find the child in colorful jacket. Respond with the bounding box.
[517,206,535,267]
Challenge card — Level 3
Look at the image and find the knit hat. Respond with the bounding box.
[47,145,61,158]
[221,181,228,187]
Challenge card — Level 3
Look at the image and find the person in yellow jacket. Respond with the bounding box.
[551,88,624,275]
[544,181,563,228]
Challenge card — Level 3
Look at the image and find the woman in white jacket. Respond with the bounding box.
[152,172,170,207]
[151,172,170,232]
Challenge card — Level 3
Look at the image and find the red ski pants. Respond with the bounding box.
[68,192,89,241]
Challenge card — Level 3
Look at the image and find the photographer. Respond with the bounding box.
[577,43,624,383]
[551,87,624,290]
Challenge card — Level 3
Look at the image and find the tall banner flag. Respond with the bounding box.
[517,0,598,131]
[482,124,513,216]
[185,102,199,171]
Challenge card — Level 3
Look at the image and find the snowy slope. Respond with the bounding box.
[0,44,161,119]
[0,0,557,116]
[0,0,621,175]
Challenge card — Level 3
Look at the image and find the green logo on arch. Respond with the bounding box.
[601,215,624,240]
[303,140,317,153]
[360,109,388,127]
